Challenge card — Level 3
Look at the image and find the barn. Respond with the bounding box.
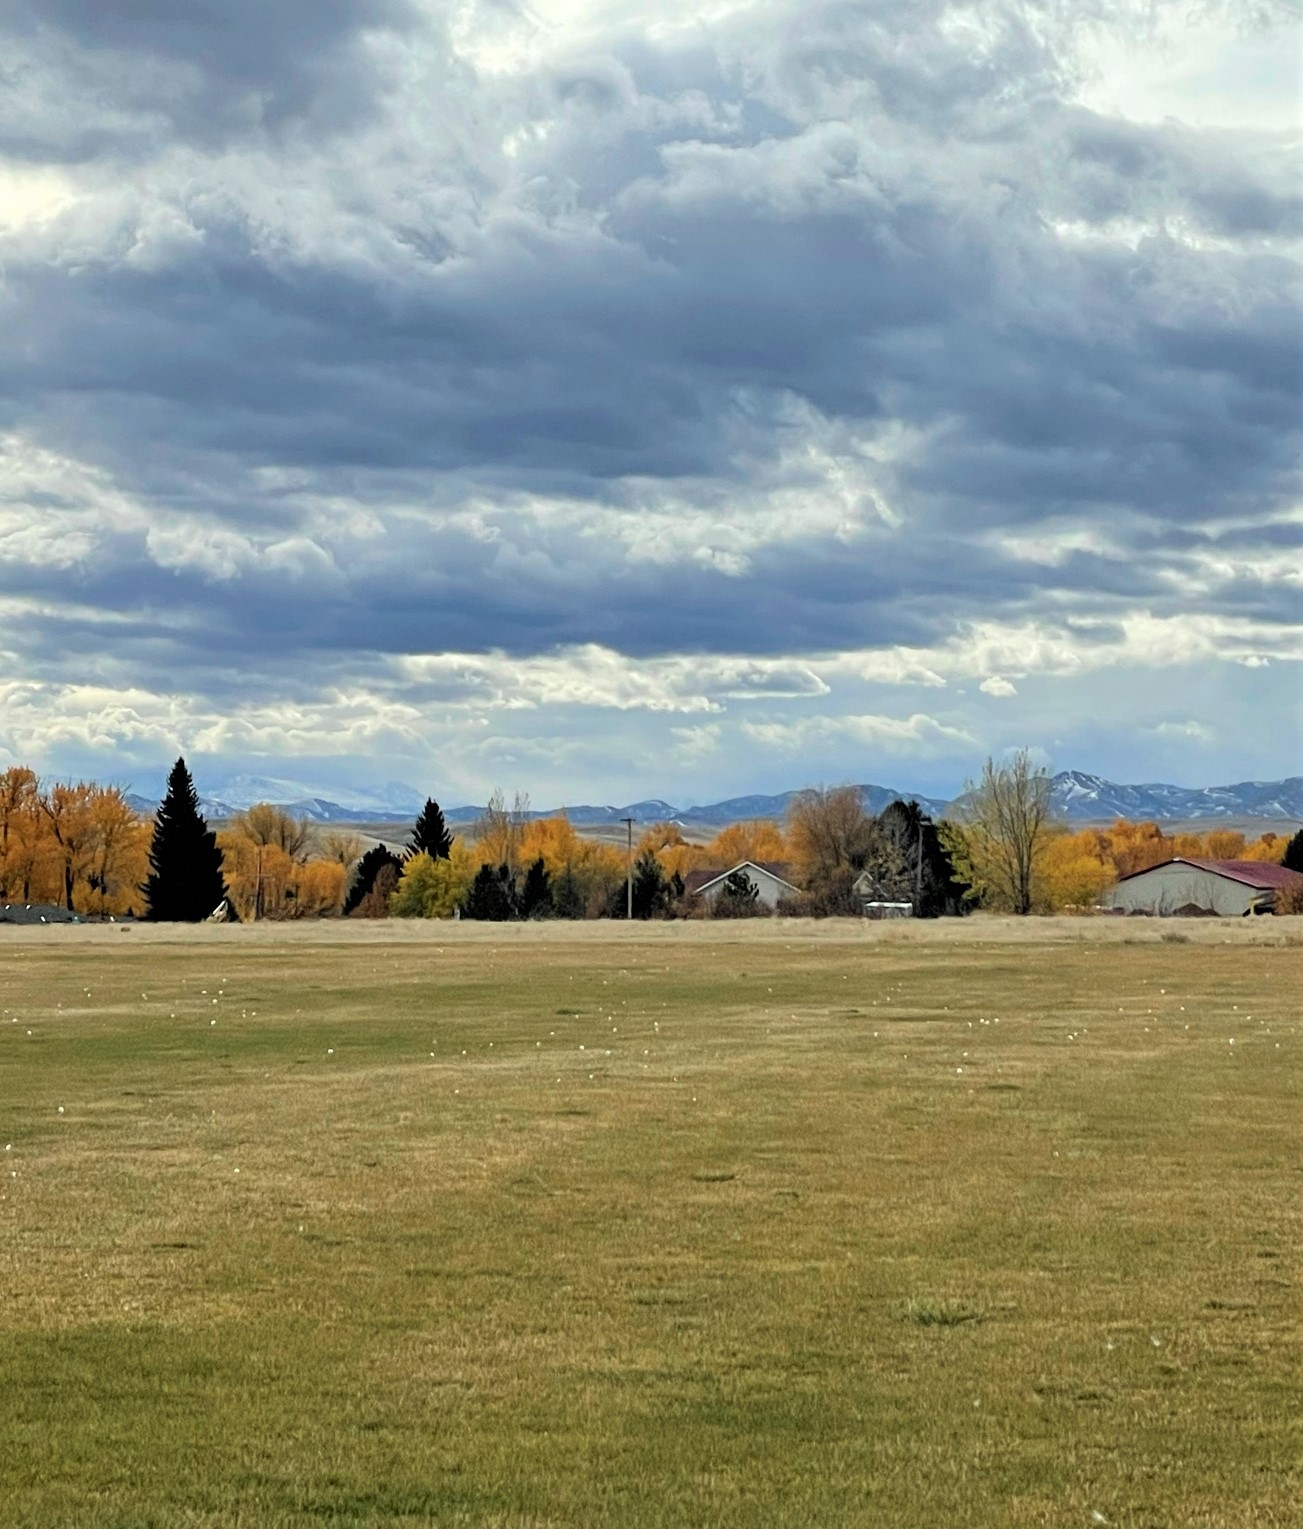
[683,861,800,910]
[1106,858,1303,917]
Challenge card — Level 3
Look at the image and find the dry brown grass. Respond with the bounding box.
[0,919,1299,1527]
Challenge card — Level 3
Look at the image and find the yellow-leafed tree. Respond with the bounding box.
[390,842,476,918]
[0,767,42,903]
[1202,829,1246,861]
[701,819,788,870]
[636,821,696,881]
[219,803,346,919]
[1036,831,1115,912]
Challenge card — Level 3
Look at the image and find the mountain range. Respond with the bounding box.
[124,772,1303,827]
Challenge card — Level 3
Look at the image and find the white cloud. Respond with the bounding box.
[835,614,1303,687]
[670,722,724,763]
[396,645,829,712]
[0,0,1298,799]
[741,712,974,755]
[1149,720,1215,745]
[1076,8,1300,133]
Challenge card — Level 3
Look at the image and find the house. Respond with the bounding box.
[683,861,800,910]
[851,870,914,918]
[1106,858,1303,917]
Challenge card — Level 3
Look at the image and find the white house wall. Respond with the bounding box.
[1107,864,1261,917]
[701,866,793,909]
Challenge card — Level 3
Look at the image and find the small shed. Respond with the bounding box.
[683,861,799,910]
[1106,858,1302,917]
[861,901,914,920]
[851,871,915,918]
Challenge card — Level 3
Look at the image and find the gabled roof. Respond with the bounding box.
[1115,857,1303,891]
[684,860,799,897]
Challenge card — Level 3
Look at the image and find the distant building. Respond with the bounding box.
[683,861,800,910]
[851,870,914,918]
[1106,858,1302,917]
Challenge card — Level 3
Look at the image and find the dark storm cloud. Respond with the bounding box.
[1,0,418,157]
[1,0,1298,762]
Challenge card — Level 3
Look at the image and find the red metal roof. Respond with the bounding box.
[1116,857,1303,891]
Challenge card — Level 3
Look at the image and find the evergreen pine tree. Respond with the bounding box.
[519,856,553,919]
[142,758,228,921]
[462,863,517,921]
[1282,828,1303,875]
[552,864,587,920]
[343,844,403,916]
[631,850,669,919]
[713,868,761,917]
[408,798,453,861]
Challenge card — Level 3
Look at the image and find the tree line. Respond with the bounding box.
[1,754,1297,922]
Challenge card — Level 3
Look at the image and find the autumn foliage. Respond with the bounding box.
[2,759,1294,922]
[0,766,350,920]
[217,803,348,921]
[1035,822,1287,912]
[0,767,150,916]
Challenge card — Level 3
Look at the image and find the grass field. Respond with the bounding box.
[1,919,1299,1528]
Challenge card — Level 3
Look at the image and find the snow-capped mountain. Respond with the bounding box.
[128,775,427,823]
[1049,772,1303,822]
[205,775,425,815]
[125,772,1302,827]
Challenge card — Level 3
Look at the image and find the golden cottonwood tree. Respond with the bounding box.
[474,790,533,874]
[84,787,150,918]
[1035,831,1115,911]
[38,783,99,912]
[635,822,696,881]
[502,814,624,914]
[0,767,41,902]
[218,804,344,920]
[518,815,586,877]
[701,819,788,869]
[0,771,147,915]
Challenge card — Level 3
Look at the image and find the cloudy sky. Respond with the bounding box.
[1,0,1299,808]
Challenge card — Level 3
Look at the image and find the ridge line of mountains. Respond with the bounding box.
[122,771,1303,827]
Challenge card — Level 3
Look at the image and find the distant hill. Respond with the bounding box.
[124,773,1303,828]
[127,774,427,824]
[1049,772,1303,823]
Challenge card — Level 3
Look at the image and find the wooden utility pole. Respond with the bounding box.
[621,817,635,919]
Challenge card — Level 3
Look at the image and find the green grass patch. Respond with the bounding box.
[0,925,1299,1527]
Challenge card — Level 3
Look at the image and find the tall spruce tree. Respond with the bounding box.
[1282,828,1303,875]
[519,856,553,919]
[631,850,669,919]
[552,864,586,920]
[463,863,517,921]
[408,798,453,861]
[143,758,228,921]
